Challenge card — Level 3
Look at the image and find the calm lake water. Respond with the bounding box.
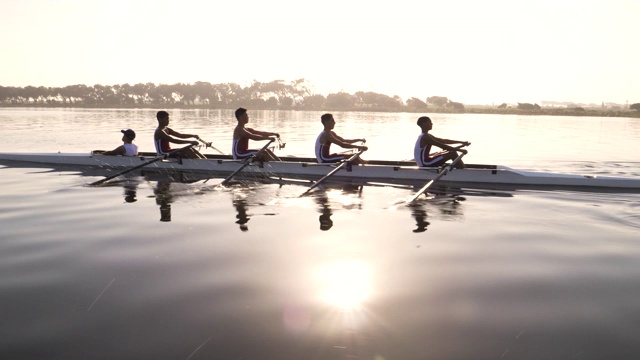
[1,108,640,359]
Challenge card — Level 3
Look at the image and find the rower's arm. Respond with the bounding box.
[102,145,126,156]
[160,129,198,145]
[248,128,279,138]
[426,135,467,153]
[242,128,275,141]
[431,135,470,147]
[332,132,362,144]
[327,132,367,150]
[166,128,199,140]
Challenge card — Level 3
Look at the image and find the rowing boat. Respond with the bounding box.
[1,151,639,190]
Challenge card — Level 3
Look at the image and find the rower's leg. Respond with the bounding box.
[445,152,465,169]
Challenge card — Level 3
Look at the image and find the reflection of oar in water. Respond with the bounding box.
[219,139,275,186]
[198,138,225,155]
[90,144,195,186]
[406,151,466,203]
[300,149,366,197]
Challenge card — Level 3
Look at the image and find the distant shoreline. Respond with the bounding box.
[1,104,638,118]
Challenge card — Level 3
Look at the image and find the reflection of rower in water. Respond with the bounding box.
[154,181,173,222]
[406,191,467,232]
[314,184,363,231]
[407,202,430,233]
[232,197,250,232]
[315,190,333,231]
[123,182,138,203]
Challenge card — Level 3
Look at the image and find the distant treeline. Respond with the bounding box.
[1,79,639,118]
[0,79,436,112]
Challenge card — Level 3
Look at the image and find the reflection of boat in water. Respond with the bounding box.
[2,152,640,191]
[1,159,508,231]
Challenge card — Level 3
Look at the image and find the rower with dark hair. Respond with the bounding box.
[315,113,367,164]
[154,110,205,159]
[99,129,139,156]
[414,116,469,169]
[232,107,280,161]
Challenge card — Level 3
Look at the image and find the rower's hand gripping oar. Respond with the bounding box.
[277,137,286,150]
[198,138,225,155]
[220,138,275,186]
[300,148,366,197]
[406,151,466,203]
[89,144,195,186]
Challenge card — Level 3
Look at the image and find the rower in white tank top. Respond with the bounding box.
[315,130,347,163]
[414,116,469,168]
[99,129,139,156]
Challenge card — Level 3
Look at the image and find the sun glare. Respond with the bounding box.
[315,261,373,310]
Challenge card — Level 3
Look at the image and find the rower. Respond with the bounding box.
[154,110,205,159]
[315,113,368,164]
[96,129,139,156]
[232,107,280,161]
[414,116,469,169]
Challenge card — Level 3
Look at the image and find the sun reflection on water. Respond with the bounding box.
[315,260,373,311]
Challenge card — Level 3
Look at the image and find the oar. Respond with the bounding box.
[300,149,366,197]
[406,152,466,203]
[198,138,225,155]
[89,144,194,186]
[220,139,275,186]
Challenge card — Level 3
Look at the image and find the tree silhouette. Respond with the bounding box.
[406,97,428,110]
[302,94,326,109]
[4,79,634,117]
[326,92,357,109]
[427,96,449,107]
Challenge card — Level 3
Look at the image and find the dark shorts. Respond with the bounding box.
[318,154,346,163]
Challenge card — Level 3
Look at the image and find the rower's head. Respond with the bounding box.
[417,116,433,131]
[121,129,136,143]
[321,113,335,129]
[157,111,170,127]
[235,108,248,124]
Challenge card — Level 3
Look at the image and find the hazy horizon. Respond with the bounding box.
[2,0,638,106]
[1,80,633,108]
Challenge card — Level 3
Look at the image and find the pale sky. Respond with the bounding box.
[1,0,638,105]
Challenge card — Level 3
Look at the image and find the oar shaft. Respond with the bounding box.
[407,152,465,203]
[90,144,194,186]
[301,149,365,196]
[198,138,225,155]
[220,139,275,186]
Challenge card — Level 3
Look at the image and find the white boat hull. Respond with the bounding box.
[1,151,640,190]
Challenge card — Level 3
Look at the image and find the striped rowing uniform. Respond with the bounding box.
[315,131,346,163]
[154,127,172,155]
[123,143,138,156]
[414,133,446,167]
[232,130,259,160]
